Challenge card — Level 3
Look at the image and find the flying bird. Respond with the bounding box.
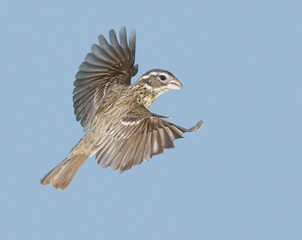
[41,27,204,189]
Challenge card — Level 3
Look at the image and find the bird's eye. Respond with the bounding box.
[159,75,166,81]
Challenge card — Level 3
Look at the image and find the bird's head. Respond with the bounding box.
[138,69,183,93]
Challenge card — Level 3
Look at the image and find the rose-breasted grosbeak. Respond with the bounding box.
[41,27,204,189]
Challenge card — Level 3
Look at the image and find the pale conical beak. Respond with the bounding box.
[167,78,183,90]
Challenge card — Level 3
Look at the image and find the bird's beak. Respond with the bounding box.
[167,78,183,90]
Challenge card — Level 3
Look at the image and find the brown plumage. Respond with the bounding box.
[40,27,204,189]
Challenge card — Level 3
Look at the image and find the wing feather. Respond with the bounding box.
[94,106,203,173]
[162,127,175,148]
[74,27,138,131]
[132,132,147,166]
[124,134,142,171]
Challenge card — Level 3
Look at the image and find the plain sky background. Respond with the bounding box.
[1,0,301,239]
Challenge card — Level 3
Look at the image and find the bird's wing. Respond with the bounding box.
[73,27,138,131]
[94,105,204,173]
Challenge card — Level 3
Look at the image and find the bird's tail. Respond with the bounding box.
[40,153,88,190]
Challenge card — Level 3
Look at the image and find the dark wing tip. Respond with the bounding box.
[109,29,118,46]
[120,26,126,33]
[97,34,106,44]
[129,28,136,54]
[119,26,127,47]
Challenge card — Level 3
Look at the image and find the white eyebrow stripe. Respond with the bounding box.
[140,71,159,80]
[140,75,149,80]
[148,71,158,76]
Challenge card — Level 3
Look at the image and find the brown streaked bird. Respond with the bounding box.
[40,27,204,189]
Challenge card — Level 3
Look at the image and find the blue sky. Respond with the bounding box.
[1,0,301,239]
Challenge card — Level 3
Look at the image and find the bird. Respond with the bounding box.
[40,26,204,190]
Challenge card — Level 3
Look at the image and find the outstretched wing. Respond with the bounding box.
[94,105,204,173]
[73,27,138,131]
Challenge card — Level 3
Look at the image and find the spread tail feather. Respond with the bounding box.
[40,154,88,190]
